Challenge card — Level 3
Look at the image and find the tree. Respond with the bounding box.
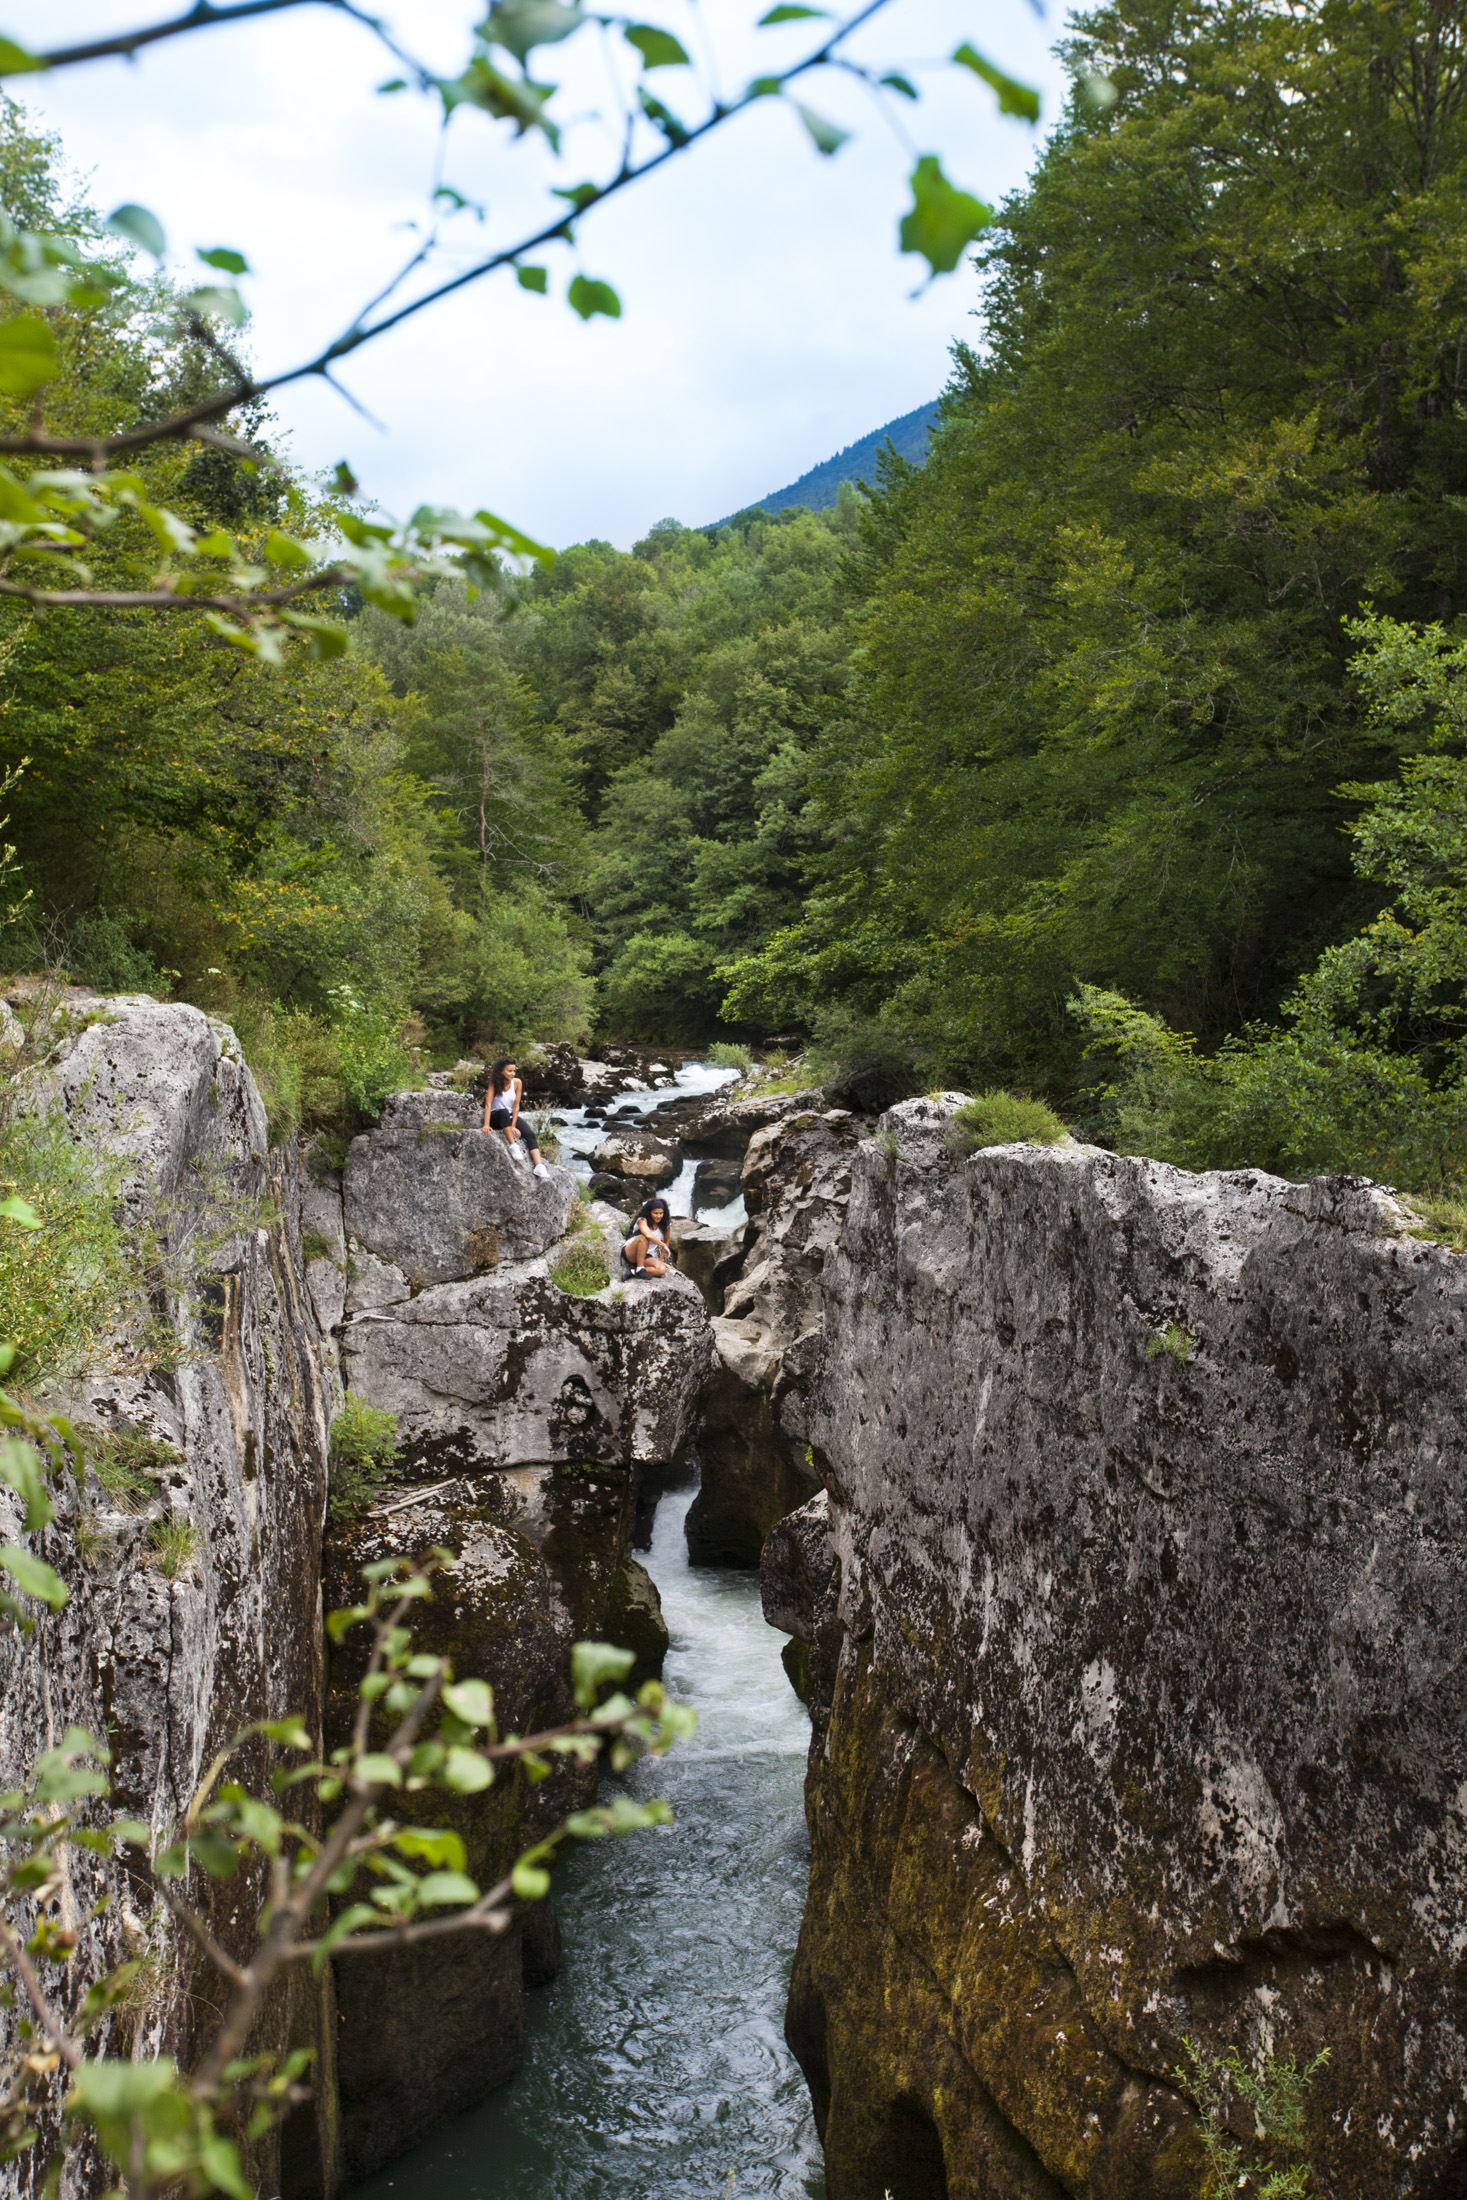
[724,0,1467,1092]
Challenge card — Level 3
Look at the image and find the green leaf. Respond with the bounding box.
[279,611,349,661]
[747,75,782,95]
[188,1831,241,1879]
[511,1858,551,1899]
[0,38,43,75]
[952,44,1040,123]
[355,1753,402,1787]
[310,1902,377,1968]
[393,1826,465,1870]
[515,264,548,293]
[898,155,993,277]
[264,529,315,569]
[332,459,360,496]
[260,1715,312,1751]
[67,2056,178,2122]
[182,286,247,327]
[439,1745,493,1793]
[442,1679,494,1728]
[439,58,560,148]
[481,0,583,64]
[106,204,166,259]
[795,103,850,155]
[0,1195,39,1229]
[567,275,621,322]
[0,315,57,398]
[0,1436,52,1532]
[571,1640,636,1709]
[414,1870,478,1906]
[638,88,689,145]
[197,246,250,276]
[880,71,918,98]
[0,1546,65,1611]
[625,24,690,69]
[759,3,828,16]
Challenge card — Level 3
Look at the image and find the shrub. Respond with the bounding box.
[328,1392,400,1523]
[549,1240,611,1297]
[706,1041,754,1072]
[300,1228,338,1265]
[951,1090,1068,1151]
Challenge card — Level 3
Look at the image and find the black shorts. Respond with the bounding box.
[488,1112,522,1136]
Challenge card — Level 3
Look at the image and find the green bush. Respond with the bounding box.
[706,1041,754,1072]
[328,1393,401,1524]
[548,1240,611,1297]
[951,1090,1068,1151]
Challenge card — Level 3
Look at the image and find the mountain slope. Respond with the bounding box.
[713,398,940,523]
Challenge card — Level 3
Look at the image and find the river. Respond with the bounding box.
[355,1060,824,2199]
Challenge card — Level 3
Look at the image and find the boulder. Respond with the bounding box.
[590,1127,681,1186]
[780,1093,1467,2200]
[343,1089,575,1281]
[341,1260,713,1479]
[669,1219,740,1311]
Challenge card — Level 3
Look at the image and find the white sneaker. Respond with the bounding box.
[533,1161,550,1180]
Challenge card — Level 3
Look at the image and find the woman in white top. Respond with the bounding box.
[622,1196,673,1276]
[483,1057,551,1179]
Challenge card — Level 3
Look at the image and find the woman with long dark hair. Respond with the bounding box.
[622,1195,674,1277]
[482,1057,550,1179]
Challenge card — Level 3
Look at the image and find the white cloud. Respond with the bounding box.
[12,0,1072,546]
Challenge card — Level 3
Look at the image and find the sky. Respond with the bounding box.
[11,1,1073,549]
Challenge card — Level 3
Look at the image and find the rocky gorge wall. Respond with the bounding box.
[764,1097,1467,2200]
[0,1006,717,2199]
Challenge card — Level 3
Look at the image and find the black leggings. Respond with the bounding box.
[490,1112,537,1147]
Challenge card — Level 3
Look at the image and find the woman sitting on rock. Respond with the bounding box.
[483,1058,551,1180]
[622,1196,674,1277]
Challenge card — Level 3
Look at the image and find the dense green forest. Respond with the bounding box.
[1,0,1465,1199]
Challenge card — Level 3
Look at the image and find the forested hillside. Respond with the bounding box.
[2,0,1465,1204]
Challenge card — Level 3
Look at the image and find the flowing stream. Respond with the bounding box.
[357,1487,823,2199]
[356,1060,823,2197]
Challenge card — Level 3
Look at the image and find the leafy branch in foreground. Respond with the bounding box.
[0,1487,693,2198]
[0,0,1043,651]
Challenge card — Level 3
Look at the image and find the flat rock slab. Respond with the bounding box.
[344,1089,574,1281]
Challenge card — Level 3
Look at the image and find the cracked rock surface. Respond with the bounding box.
[771,1095,1467,2200]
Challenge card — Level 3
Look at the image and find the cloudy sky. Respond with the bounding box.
[13,0,1072,547]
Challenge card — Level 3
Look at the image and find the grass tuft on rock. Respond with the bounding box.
[950,1090,1068,1151]
[549,1240,611,1297]
[146,1516,200,1580]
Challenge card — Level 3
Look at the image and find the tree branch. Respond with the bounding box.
[0,570,349,613]
[36,0,354,72]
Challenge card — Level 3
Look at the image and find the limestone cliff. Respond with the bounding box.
[766,1096,1467,2200]
[0,995,337,2200]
